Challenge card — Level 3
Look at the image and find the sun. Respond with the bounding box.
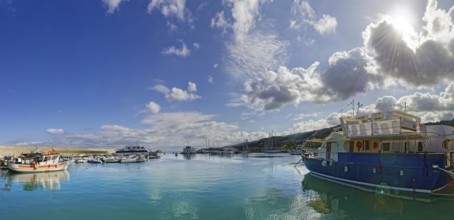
[386,6,418,50]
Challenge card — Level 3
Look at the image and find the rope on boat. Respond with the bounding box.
[293,157,303,167]
[435,166,454,179]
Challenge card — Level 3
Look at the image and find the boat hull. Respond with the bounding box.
[8,162,68,173]
[303,152,453,194]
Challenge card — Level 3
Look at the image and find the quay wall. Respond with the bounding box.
[0,146,115,156]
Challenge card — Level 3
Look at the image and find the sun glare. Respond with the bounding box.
[386,6,418,51]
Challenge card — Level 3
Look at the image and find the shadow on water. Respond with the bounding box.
[301,172,454,219]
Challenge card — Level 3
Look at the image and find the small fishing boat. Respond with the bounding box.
[120,155,146,163]
[103,156,121,163]
[87,156,103,164]
[8,151,68,173]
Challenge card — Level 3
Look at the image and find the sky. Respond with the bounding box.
[1,0,454,149]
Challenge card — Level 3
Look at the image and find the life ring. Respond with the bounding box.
[373,142,379,149]
[356,141,363,151]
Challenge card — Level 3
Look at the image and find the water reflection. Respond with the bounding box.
[301,173,454,219]
[5,170,70,191]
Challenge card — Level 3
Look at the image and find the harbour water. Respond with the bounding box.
[1,153,454,220]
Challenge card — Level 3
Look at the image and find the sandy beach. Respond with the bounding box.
[0,146,115,156]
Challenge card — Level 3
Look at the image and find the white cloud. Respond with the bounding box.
[146,101,161,114]
[162,41,191,57]
[153,82,201,101]
[313,14,337,35]
[363,0,454,87]
[15,141,44,146]
[228,0,270,41]
[147,0,187,21]
[48,111,266,148]
[211,11,230,34]
[290,0,337,35]
[208,75,215,84]
[187,81,197,92]
[235,47,380,111]
[152,84,170,94]
[226,32,288,81]
[193,42,200,49]
[102,0,126,14]
[47,128,65,134]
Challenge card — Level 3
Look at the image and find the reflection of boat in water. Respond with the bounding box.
[7,170,70,191]
[301,173,454,219]
[303,110,454,195]
[8,151,68,173]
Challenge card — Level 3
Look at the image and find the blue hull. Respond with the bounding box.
[303,153,453,194]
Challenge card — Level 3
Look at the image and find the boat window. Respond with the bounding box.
[349,141,354,152]
[418,142,424,152]
[350,125,358,136]
[359,125,367,136]
[442,140,454,150]
[364,140,370,151]
[392,121,400,134]
[371,123,379,135]
[382,143,390,152]
[381,123,390,134]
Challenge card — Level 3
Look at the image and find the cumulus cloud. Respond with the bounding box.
[237,47,380,111]
[47,128,65,134]
[146,101,161,113]
[102,0,126,14]
[313,14,337,35]
[290,0,337,35]
[147,0,187,21]
[236,0,454,111]
[152,82,201,101]
[364,0,454,87]
[162,41,191,57]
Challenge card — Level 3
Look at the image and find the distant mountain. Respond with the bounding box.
[424,119,454,127]
[226,125,339,152]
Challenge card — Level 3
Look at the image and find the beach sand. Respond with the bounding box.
[0,146,115,156]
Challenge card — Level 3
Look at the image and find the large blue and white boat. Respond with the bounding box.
[302,110,454,194]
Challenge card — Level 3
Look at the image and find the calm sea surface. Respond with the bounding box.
[1,153,454,220]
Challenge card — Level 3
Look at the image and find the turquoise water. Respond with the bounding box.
[1,153,454,220]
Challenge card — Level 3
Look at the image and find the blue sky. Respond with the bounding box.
[1,0,454,149]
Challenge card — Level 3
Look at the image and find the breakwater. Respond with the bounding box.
[0,146,115,156]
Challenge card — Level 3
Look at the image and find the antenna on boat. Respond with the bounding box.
[356,102,363,118]
[349,99,355,117]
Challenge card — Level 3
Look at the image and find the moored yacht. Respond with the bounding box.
[302,110,454,195]
[180,146,196,154]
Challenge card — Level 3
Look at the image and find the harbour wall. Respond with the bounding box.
[0,146,115,156]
